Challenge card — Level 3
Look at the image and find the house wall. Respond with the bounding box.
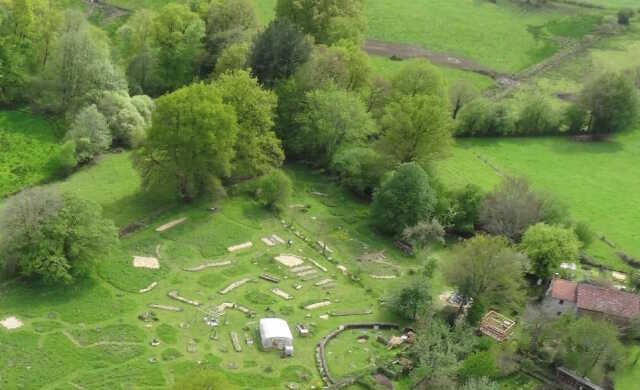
[541,296,577,317]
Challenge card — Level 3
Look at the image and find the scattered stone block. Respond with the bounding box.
[275,254,304,268]
[133,256,160,269]
[316,241,333,253]
[183,261,232,272]
[305,301,331,310]
[261,237,276,246]
[1,316,23,330]
[155,217,187,232]
[260,273,280,283]
[271,288,293,300]
[271,234,286,244]
[219,278,251,294]
[230,331,242,352]
[307,258,328,272]
[612,271,627,281]
[139,281,158,293]
[148,304,183,312]
[168,290,201,306]
[297,270,317,277]
[369,275,396,279]
[315,279,333,287]
[227,241,253,252]
[291,265,313,273]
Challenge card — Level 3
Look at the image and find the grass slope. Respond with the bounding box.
[0,111,61,198]
[1,153,430,389]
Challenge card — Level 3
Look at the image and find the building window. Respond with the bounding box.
[559,300,564,305]
[557,311,562,316]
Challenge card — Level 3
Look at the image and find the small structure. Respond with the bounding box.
[543,278,640,324]
[479,311,516,342]
[296,324,310,337]
[259,318,294,355]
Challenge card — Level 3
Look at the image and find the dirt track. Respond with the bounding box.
[363,39,516,84]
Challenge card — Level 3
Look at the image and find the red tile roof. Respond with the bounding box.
[576,283,640,319]
[551,278,578,302]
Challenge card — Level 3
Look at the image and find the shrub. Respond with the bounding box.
[66,105,111,163]
[563,104,588,133]
[458,351,498,381]
[330,146,387,198]
[402,219,445,248]
[480,176,545,241]
[449,184,484,235]
[578,72,639,134]
[53,140,78,178]
[574,221,595,247]
[455,98,515,136]
[520,223,581,280]
[618,8,634,25]
[254,170,292,212]
[371,162,437,236]
[515,95,559,135]
[0,188,118,284]
[466,299,486,326]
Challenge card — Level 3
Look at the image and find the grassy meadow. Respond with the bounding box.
[0,111,62,198]
[1,152,436,389]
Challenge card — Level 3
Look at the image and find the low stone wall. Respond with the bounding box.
[315,322,400,387]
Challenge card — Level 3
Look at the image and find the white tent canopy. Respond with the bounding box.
[259,318,293,351]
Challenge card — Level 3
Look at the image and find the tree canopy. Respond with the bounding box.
[371,162,437,236]
[0,187,117,284]
[134,83,238,201]
[520,223,580,280]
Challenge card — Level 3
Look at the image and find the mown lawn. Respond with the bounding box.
[0,111,62,198]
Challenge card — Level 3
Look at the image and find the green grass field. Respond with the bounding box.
[0,111,62,198]
[1,153,431,389]
[365,0,603,73]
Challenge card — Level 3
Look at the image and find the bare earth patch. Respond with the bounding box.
[1,316,23,330]
[275,254,304,268]
[133,256,160,269]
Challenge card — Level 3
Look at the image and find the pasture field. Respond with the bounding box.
[365,0,603,73]
[0,111,62,198]
[1,153,434,389]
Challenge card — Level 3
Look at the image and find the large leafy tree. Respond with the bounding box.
[153,4,205,92]
[66,104,111,163]
[391,59,448,101]
[520,223,580,280]
[248,19,311,88]
[134,83,238,201]
[371,162,437,236]
[379,94,452,167]
[202,0,257,76]
[0,187,117,284]
[294,43,371,92]
[293,86,377,166]
[391,280,432,320]
[215,70,283,179]
[577,71,639,134]
[444,235,527,312]
[116,9,158,94]
[275,0,366,44]
[36,12,125,115]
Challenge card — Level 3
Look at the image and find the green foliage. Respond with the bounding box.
[379,93,452,167]
[391,279,431,320]
[216,70,283,179]
[249,19,311,87]
[134,83,238,201]
[67,105,111,163]
[295,43,371,92]
[390,59,447,101]
[459,377,500,390]
[153,4,205,92]
[578,72,639,134]
[371,162,437,236]
[448,184,484,236]
[202,0,258,76]
[116,9,159,94]
[275,0,366,44]
[97,91,153,148]
[450,80,479,120]
[547,315,624,383]
[455,98,515,136]
[330,146,387,198]
[254,169,292,212]
[458,351,498,382]
[293,87,377,166]
[444,235,527,312]
[466,299,486,327]
[402,219,445,248]
[0,188,118,284]
[520,223,580,280]
[53,140,78,178]
[36,13,125,115]
[480,176,546,242]
[573,221,595,247]
[515,95,559,135]
[214,42,250,77]
[0,111,63,196]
